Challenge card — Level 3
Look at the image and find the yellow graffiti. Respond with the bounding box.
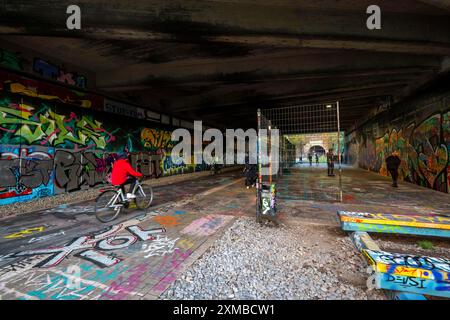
[340,212,450,230]
[141,128,173,149]
[4,227,45,239]
[177,238,195,250]
[341,216,450,230]
[8,82,92,108]
[365,258,450,282]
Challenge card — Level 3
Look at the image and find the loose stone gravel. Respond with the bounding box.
[160,217,386,300]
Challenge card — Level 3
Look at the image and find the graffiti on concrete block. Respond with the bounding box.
[338,211,450,229]
[364,250,450,275]
[375,273,450,297]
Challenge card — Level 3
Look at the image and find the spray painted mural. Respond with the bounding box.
[352,96,450,193]
[0,92,206,205]
[0,48,88,89]
[0,69,102,110]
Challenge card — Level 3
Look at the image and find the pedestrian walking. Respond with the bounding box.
[326,149,335,176]
[386,151,401,187]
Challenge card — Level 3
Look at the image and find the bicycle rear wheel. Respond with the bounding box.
[135,184,154,209]
[95,190,122,222]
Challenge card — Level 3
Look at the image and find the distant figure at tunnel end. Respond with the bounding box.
[386,151,401,188]
[326,149,335,177]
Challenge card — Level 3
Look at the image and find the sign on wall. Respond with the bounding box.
[104,99,145,119]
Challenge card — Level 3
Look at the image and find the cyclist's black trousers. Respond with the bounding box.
[120,177,137,195]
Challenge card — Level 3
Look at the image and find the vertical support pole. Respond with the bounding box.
[268,120,272,184]
[18,98,24,178]
[257,109,262,219]
[337,101,343,202]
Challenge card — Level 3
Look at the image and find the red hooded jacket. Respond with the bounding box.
[111,159,143,186]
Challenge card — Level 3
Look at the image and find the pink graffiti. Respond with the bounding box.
[100,263,148,300]
[152,248,193,293]
[180,214,232,237]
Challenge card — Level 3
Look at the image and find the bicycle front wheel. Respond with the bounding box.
[135,184,154,209]
[95,190,122,222]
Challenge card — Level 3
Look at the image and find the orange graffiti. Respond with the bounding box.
[153,215,179,227]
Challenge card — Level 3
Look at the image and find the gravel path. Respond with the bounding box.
[161,217,386,300]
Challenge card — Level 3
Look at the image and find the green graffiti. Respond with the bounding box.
[0,49,23,71]
[0,101,113,149]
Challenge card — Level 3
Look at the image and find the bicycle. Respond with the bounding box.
[95,179,154,223]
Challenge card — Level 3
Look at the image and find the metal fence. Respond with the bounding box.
[257,102,343,205]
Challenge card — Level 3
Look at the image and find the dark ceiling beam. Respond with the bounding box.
[211,36,450,56]
[172,81,407,113]
[96,50,440,88]
[1,1,449,44]
[417,0,450,12]
[97,66,434,91]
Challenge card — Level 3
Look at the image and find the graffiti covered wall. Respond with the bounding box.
[0,90,205,205]
[348,90,450,193]
[0,46,90,89]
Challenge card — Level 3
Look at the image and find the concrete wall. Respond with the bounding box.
[346,82,450,193]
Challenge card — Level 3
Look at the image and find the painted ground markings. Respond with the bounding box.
[0,210,238,299]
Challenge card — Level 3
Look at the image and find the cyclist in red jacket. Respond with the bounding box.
[111,152,143,200]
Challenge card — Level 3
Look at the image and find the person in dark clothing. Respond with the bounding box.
[243,162,257,189]
[308,153,313,166]
[326,149,335,176]
[386,151,401,187]
[315,153,319,165]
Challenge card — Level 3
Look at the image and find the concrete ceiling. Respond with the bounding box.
[1,0,450,130]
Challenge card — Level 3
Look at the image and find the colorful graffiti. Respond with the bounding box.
[141,128,175,150]
[364,249,450,298]
[0,69,101,109]
[0,49,24,71]
[0,100,115,149]
[0,145,55,205]
[181,214,234,237]
[338,211,450,238]
[355,109,450,193]
[2,223,166,269]
[33,58,87,89]
[0,85,210,205]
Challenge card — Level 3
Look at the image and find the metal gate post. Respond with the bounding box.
[337,101,343,202]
